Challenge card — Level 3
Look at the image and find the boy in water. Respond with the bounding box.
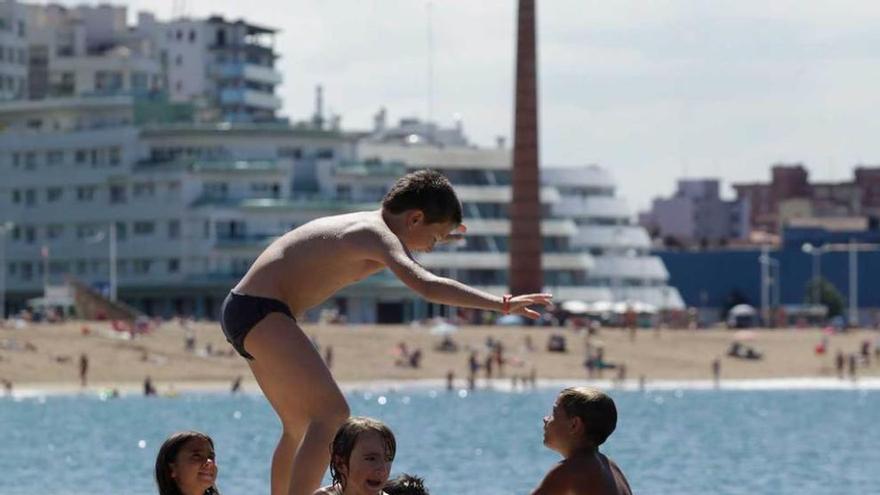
[220,169,553,495]
[531,387,632,495]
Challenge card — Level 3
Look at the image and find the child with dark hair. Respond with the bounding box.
[314,417,397,495]
[155,431,220,495]
[531,387,632,495]
[384,474,430,495]
[219,169,553,495]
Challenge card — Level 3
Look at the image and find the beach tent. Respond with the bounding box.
[560,300,591,314]
[727,304,758,328]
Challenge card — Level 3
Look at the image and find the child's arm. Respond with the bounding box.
[358,227,552,318]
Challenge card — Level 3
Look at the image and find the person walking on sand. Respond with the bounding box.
[219,170,552,495]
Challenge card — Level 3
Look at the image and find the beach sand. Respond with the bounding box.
[1,320,878,394]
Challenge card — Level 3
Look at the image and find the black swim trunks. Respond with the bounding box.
[220,291,294,360]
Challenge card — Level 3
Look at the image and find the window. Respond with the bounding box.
[12,190,20,204]
[175,54,183,66]
[133,259,152,275]
[109,185,126,204]
[47,187,63,202]
[203,182,228,199]
[47,225,64,240]
[24,152,36,169]
[24,189,36,206]
[76,224,99,239]
[115,222,127,241]
[133,221,155,235]
[75,149,87,164]
[189,30,196,42]
[131,72,148,91]
[24,226,35,244]
[108,147,121,166]
[11,152,20,167]
[133,182,155,197]
[77,186,96,202]
[47,150,64,165]
[168,220,180,239]
[168,259,180,273]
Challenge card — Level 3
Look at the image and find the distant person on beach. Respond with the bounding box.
[79,353,89,387]
[530,387,632,495]
[155,430,220,495]
[219,170,553,495]
[384,474,430,495]
[314,417,396,495]
[712,358,721,387]
[144,376,157,396]
[835,351,845,379]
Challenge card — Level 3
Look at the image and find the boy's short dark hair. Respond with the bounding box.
[329,417,397,489]
[385,474,430,495]
[382,169,462,225]
[557,387,617,446]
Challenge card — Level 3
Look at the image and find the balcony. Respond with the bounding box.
[220,88,282,110]
[213,63,282,85]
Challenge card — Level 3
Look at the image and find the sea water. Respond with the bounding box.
[1,386,877,494]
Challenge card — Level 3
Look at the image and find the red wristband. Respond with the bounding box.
[502,294,512,315]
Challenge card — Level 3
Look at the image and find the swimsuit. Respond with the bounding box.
[220,291,295,360]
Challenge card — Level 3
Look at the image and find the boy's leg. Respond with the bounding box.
[245,313,350,495]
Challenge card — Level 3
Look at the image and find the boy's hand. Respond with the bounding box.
[440,224,467,244]
[509,293,554,320]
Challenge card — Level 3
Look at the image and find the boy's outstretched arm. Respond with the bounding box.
[358,227,552,318]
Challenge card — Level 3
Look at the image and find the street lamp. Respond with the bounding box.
[758,245,781,325]
[0,222,14,319]
[85,222,118,302]
[801,242,826,308]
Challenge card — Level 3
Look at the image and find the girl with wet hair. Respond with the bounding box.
[314,417,397,495]
[155,431,220,495]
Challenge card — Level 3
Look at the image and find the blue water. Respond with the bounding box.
[1,387,877,494]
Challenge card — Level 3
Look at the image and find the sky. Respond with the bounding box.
[49,0,880,212]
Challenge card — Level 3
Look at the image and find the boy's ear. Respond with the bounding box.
[407,210,424,226]
[569,415,584,436]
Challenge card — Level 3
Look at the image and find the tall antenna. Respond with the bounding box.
[426,1,434,125]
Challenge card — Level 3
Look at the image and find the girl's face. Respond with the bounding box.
[170,437,218,495]
[339,431,393,495]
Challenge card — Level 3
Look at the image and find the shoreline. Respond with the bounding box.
[5,376,880,398]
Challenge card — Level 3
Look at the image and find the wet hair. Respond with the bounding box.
[557,387,618,446]
[381,169,462,225]
[329,417,397,489]
[155,431,220,495]
[384,474,430,495]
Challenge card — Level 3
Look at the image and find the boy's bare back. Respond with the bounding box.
[534,452,632,495]
[234,210,402,315]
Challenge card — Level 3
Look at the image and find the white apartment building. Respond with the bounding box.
[544,166,685,309]
[151,15,283,122]
[0,95,354,318]
[13,1,281,122]
[24,3,163,100]
[0,0,28,101]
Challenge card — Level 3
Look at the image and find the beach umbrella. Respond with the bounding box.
[588,301,615,313]
[560,300,591,314]
[430,322,459,335]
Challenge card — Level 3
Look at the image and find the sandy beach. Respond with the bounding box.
[1,319,878,394]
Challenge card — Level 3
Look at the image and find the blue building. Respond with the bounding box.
[656,225,880,325]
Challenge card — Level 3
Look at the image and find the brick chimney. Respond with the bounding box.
[509,0,543,295]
